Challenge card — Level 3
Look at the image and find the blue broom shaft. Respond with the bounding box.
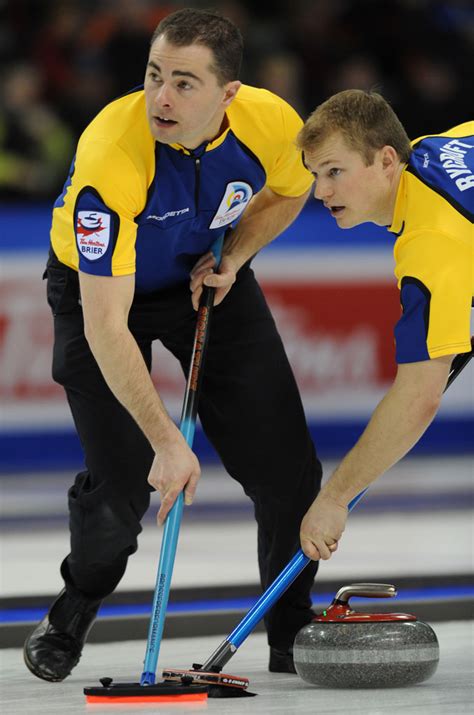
[141,495,184,683]
[140,416,200,684]
[140,301,213,684]
[228,488,367,649]
[140,236,223,685]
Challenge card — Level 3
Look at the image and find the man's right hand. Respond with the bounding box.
[189,252,239,310]
[148,427,201,525]
[300,492,347,561]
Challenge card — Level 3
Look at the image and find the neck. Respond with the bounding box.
[372,163,405,226]
[383,162,405,226]
[182,111,227,151]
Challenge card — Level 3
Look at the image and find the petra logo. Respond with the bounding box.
[76,211,111,260]
[209,181,253,229]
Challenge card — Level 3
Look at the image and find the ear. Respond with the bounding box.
[222,80,242,107]
[381,145,399,173]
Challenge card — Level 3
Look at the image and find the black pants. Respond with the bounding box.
[47,253,322,649]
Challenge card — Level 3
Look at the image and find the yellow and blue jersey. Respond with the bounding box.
[50,85,312,292]
[388,122,473,363]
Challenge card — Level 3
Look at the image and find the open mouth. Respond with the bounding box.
[328,205,345,217]
[154,116,178,127]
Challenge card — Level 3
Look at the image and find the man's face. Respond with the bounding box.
[304,133,392,227]
[144,36,240,149]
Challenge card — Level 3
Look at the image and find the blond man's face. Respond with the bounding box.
[304,133,393,228]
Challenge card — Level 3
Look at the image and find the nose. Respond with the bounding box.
[314,179,333,202]
[154,83,172,109]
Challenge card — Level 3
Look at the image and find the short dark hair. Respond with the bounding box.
[150,8,243,86]
[297,90,412,165]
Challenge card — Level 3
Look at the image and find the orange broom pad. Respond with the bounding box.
[86,691,208,704]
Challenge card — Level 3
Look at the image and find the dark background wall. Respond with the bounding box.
[1,0,473,201]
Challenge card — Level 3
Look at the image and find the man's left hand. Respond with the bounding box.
[190,252,238,310]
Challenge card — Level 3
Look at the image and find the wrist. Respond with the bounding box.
[222,230,248,272]
[318,484,350,509]
[150,419,180,452]
[221,250,246,274]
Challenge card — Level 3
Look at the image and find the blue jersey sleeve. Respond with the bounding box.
[74,188,119,275]
[394,277,431,363]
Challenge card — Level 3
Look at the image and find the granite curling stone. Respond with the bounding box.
[294,583,439,688]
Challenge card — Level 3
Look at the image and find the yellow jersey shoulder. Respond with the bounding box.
[227,84,313,196]
[77,89,155,183]
[393,120,474,246]
[411,121,474,146]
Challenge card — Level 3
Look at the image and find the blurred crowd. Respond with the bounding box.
[1,0,473,201]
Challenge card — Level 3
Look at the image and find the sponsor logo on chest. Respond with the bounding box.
[146,208,190,222]
[209,181,253,229]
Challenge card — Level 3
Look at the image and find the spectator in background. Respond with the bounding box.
[326,55,384,96]
[32,0,85,103]
[1,0,473,200]
[0,63,74,200]
[225,1,291,85]
[255,51,306,115]
[101,0,170,97]
[55,64,114,139]
[400,53,468,138]
[288,0,343,110]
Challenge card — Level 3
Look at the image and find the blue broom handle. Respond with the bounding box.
[141,494,185,684]
[140,236,224,685]
[228,488,368,649]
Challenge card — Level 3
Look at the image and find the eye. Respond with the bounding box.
[329,168,341,177]
[177,80,193,90]
[148,72,162,83]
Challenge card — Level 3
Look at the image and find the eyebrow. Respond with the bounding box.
[147,60,203,84]
[303,157,337,178]
[303,158,333,170]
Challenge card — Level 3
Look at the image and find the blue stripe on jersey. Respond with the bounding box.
[53,155,76,210]
[395,277,431,363]
[409,134,474,221]
[74,188,118,274]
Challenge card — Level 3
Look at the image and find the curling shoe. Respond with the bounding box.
[269,646,297,674]
[23,588,102,682]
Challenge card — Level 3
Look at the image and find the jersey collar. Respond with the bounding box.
[169,117,232,155]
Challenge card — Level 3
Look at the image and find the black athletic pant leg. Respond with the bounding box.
[47,260,155,599]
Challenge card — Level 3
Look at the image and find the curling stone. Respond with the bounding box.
[294,583,439,688]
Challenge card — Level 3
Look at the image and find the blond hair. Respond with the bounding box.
[297,90,411,165]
